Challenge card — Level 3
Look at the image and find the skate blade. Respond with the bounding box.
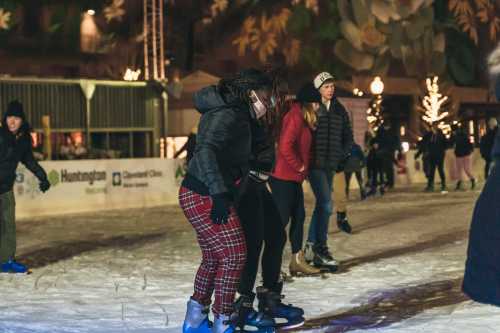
[238,325,276,333]
[275,318,305,330]
[289,271,322,277]
[0,269,32,275]
[317,266,339,273]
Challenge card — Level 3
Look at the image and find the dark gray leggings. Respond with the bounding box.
[269,177,306,254]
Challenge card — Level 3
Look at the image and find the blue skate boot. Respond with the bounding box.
[257,283,305,329]
[183,298,212,333]
[0,259,30,274]
[212,314,236,333]
[232,293,275,332]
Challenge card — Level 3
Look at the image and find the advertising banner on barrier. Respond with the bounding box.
[14,158,184,219]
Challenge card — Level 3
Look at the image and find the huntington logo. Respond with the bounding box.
[48,170,60,187]
[112,172,122,186]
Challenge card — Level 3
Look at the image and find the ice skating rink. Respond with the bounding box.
[1,185,500,333]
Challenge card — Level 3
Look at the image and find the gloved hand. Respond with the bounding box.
[39,179,51,193]
[210,192,232,224]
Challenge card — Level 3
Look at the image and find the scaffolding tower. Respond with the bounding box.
[143,0,166,81]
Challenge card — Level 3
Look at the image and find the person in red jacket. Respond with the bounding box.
[269,82,321,276]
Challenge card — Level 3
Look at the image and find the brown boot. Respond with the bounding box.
[289,251,321,276]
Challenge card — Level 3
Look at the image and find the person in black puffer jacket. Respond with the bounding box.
[304,72,353,272]
[0,100,51,274]
[479,118,498,180]
[178,69,276,333]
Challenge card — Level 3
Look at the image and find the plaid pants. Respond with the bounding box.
[178,186,246,316]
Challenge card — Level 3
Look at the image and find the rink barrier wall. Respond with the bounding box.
[15,149,486,218]
[15,158,185,219]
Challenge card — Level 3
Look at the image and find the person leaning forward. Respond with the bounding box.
[0,100,51,274]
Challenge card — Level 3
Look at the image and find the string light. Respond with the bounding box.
[123,68,142,81]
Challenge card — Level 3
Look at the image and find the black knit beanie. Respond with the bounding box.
[4,100,26,120]
[297,82,321,103]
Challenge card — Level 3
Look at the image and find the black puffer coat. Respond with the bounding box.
[420,130,448,160]
[452,128,473,157]
[185,85,253,196]
[0,126,48,194]
[310,98,353,170]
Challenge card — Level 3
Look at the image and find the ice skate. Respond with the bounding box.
[231,293,275,333]
[337,212,352,234]
[257,284,304,330]
[182,298,212,333]
[312,245,339,272]
[303,242,315,263]
[289,251,321,277]
[0,259,31,274]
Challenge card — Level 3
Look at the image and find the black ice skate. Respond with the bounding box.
[312,245,339,272]
[257,284,304,330]
[337,212,352,234]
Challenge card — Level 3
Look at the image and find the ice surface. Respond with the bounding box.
[1,186,499,332]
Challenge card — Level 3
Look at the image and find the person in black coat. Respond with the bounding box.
[420,125,448,192]
[366,135,387,196]
[463,48,500,305]
[451,125,476,190]
[178,69,277,333]
[463,125,500,306]
[304,72,353,272]
[374,122,401,189]
[344,142,367,200]
[0,100,51,273]
[479,118,498,180]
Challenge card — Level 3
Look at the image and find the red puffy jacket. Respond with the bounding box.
[272,102,312,183]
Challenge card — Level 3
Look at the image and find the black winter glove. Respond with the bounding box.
[210,192,232,225]
[39,179,51,193]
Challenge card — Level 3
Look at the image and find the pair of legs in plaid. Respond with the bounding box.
[179,186,247,317]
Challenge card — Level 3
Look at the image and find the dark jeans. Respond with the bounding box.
[429,156,446,186]
[0,191,16,263]
[236,178,286,296]
[307,168,334,246]
[269,177,306,254]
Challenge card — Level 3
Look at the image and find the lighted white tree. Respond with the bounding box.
[0,8,11,30]
[421,76,449,125]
